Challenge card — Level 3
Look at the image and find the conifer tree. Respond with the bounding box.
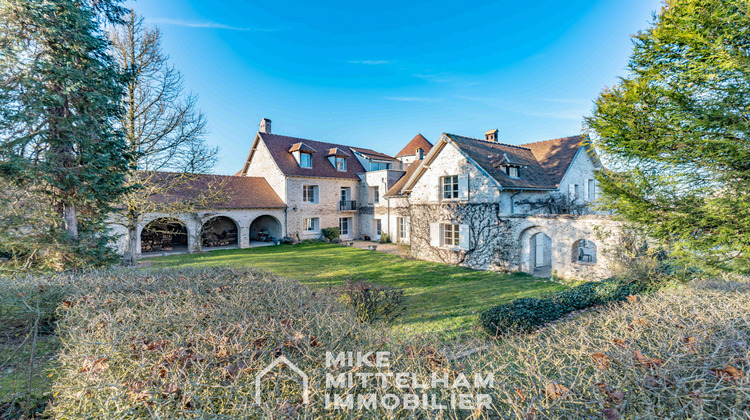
[586,0,750,270]
[0,0,129,267]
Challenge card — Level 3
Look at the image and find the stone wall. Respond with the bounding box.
[242,137,288,202]
[285,176,359,240]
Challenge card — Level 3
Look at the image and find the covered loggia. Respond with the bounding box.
[201,216,239,248]
[249,215,282,243]
[140,218,189,254]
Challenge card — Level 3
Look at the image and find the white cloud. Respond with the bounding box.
[148,18,281,32]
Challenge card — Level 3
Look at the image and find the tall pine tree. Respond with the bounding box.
[0,0,130,267]
[586,0,750,270]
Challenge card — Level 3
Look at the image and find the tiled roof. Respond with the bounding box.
[395,134,433,157]
[520,135,585,186]
[325,147,351,157]
[257,133,370,180]
[142,172,285,209]
[384,159,422,197]
[446,134,558,190]
[350,147,396,161]
[288,142,318,153]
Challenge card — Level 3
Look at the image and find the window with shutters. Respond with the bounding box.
[304,218,319,232]
[442,175,459,200]
[397,217,407,240]
[441,223,459,247]
[302,185,318,203]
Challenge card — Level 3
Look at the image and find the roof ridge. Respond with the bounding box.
[445,133,532,150]
[261,132,390,156]
[520,134,583,147]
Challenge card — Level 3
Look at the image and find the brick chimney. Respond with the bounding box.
[485,129,498,142]
[259,118,272,134]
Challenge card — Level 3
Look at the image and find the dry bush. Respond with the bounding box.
[9,268,750,418]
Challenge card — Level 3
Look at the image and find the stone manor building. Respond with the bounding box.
[110,118,621,281]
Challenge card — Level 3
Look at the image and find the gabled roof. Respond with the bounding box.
[289,142,318,153]
[142,172,285,209]
[384,159,422,197]
[446,134,557,190]
[252,133,371,180]
[325,147,351,158]
[395,134,433,157]
[350,147,396,161]
[520,135,587,186]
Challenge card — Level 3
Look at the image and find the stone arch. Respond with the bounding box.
[518,226,552,276]
[572,239,597,264]
[141,217,189,254]
[249,215,282,242]
[201,215,239,248]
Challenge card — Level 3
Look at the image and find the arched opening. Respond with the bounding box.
[201,216,239,249]
[530,232,552,276]
[249,215,282,243]
[572,239,597,264]
[141,218,188,254]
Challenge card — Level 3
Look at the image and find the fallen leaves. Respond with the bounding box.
[626,295,638,303]
[591,352,610,370]
[80,357,109,374]
[545,382,571,400]
[710,365,744,382]
[682,336,697,354]
[633,350,664,368]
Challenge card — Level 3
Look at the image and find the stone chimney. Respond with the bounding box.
[259,118,272,134]
[485,129,498,142]
[416,147,424,160]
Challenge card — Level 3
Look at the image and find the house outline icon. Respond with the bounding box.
[254,355,309,405]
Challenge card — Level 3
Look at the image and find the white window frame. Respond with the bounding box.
[441,223,460,247]
[507,166,519,178]
[375,219,382,236]
[304,217,319,232]
[302,185,318,203]
[300,152,312,169]
[371,186,380,204]
[397,217,407,240]
[336,157,347,171]
[339,217,351,236]
[442,175,459,200]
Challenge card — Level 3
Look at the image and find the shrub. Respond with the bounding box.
[333,281,405,324]
[379,233,390,244]
[482,275,675,335]
[321,227,340,241]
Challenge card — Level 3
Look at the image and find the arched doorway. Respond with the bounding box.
[201,216,239,249]
[141,218,188,254]
[249,215,282,243]
[531,232,552,276]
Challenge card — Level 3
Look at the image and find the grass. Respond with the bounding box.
[148,242,566,337]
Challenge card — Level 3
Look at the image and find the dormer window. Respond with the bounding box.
[289,142,317,169]
[336,157,346,171]
[326,147,351,172]
[501,165,520,178]
[300,152,312,168]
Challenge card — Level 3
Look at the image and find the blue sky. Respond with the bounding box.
[128,0,663,175]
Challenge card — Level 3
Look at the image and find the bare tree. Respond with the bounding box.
[108,10,221,266]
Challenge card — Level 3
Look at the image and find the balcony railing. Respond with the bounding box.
[339,200,357,211]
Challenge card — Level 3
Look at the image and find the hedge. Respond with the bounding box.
[480,275,672,335]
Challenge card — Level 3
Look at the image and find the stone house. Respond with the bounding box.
[109,118,620,280]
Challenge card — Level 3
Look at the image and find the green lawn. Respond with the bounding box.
[150,243,566,337]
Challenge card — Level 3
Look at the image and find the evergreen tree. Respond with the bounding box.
[0,0,130,267]
[586,0,750,270]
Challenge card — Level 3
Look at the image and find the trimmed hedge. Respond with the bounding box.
[481,276,672,335]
